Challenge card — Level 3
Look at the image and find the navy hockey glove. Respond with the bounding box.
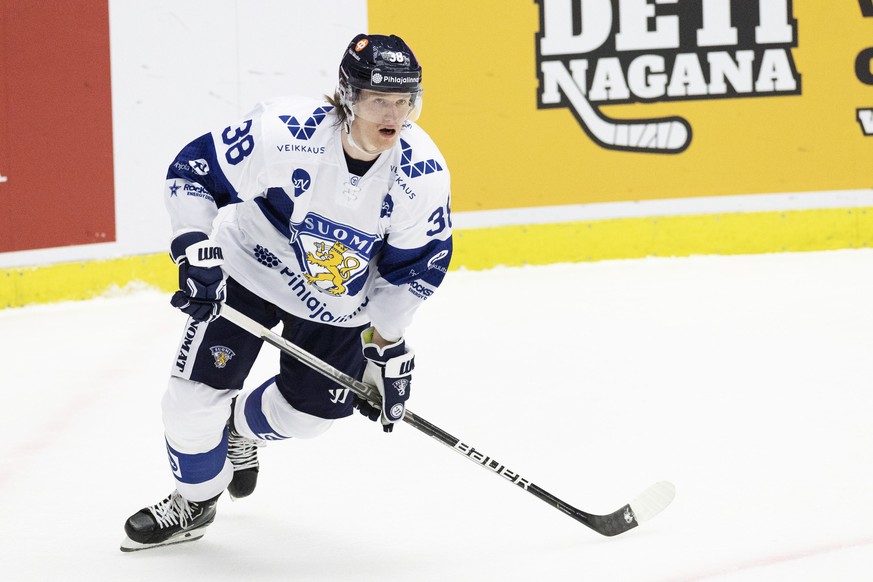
[354,328,415,433]
[169,234,226,323]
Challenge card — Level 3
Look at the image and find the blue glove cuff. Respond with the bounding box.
[170,231,210,264]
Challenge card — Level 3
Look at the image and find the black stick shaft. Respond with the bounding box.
[220,304,639,536]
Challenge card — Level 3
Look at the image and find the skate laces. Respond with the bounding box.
[227,429,260,471]
[148,491,197,529]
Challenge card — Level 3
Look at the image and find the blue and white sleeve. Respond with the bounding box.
[367,186,453,340]
[164,108,267,248]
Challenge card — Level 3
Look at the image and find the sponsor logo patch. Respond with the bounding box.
[535,0,801,153]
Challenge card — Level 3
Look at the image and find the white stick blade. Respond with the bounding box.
[630,481,676,523]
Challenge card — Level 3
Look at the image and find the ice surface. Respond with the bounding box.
[1,250,871,581]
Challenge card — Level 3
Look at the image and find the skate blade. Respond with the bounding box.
[119,529,207,552]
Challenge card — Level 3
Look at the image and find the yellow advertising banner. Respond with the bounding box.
[370,0,873,209]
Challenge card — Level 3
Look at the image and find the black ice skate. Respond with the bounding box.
[227,427,260,499]
[120,490,219,552]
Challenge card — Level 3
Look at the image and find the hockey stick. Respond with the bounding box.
[220,304,675,536]
[540,61,692,154]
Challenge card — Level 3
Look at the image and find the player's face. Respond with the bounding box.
[352,90,415,125]
[347,90,415,155]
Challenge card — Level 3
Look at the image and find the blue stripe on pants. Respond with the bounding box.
[165,430,229,485]
[244,378,290,441]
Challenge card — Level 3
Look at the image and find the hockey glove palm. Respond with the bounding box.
[354,328,414,433]
[169,236,226,323]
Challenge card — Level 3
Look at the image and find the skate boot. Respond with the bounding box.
[120,490,219,552]
[227,426,260,499]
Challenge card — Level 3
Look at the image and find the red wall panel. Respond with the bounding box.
[0,0,115,253]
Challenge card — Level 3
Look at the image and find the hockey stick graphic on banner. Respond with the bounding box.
[220,304,676,537]
[540,61,692,154]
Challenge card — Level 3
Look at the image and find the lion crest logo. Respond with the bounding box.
[210,346,235,369]
[304,241,361,296]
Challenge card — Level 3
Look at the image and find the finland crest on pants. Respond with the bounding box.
[210,345,235,368]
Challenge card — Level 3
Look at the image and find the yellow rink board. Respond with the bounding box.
[3,206,871,309]
[1,254,177,309]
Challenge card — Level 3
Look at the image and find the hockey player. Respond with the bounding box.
[120,33,452,552]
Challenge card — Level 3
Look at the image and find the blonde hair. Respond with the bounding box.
[325,92,348,128]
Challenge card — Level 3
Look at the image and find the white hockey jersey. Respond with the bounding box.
[164,97,452,340]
